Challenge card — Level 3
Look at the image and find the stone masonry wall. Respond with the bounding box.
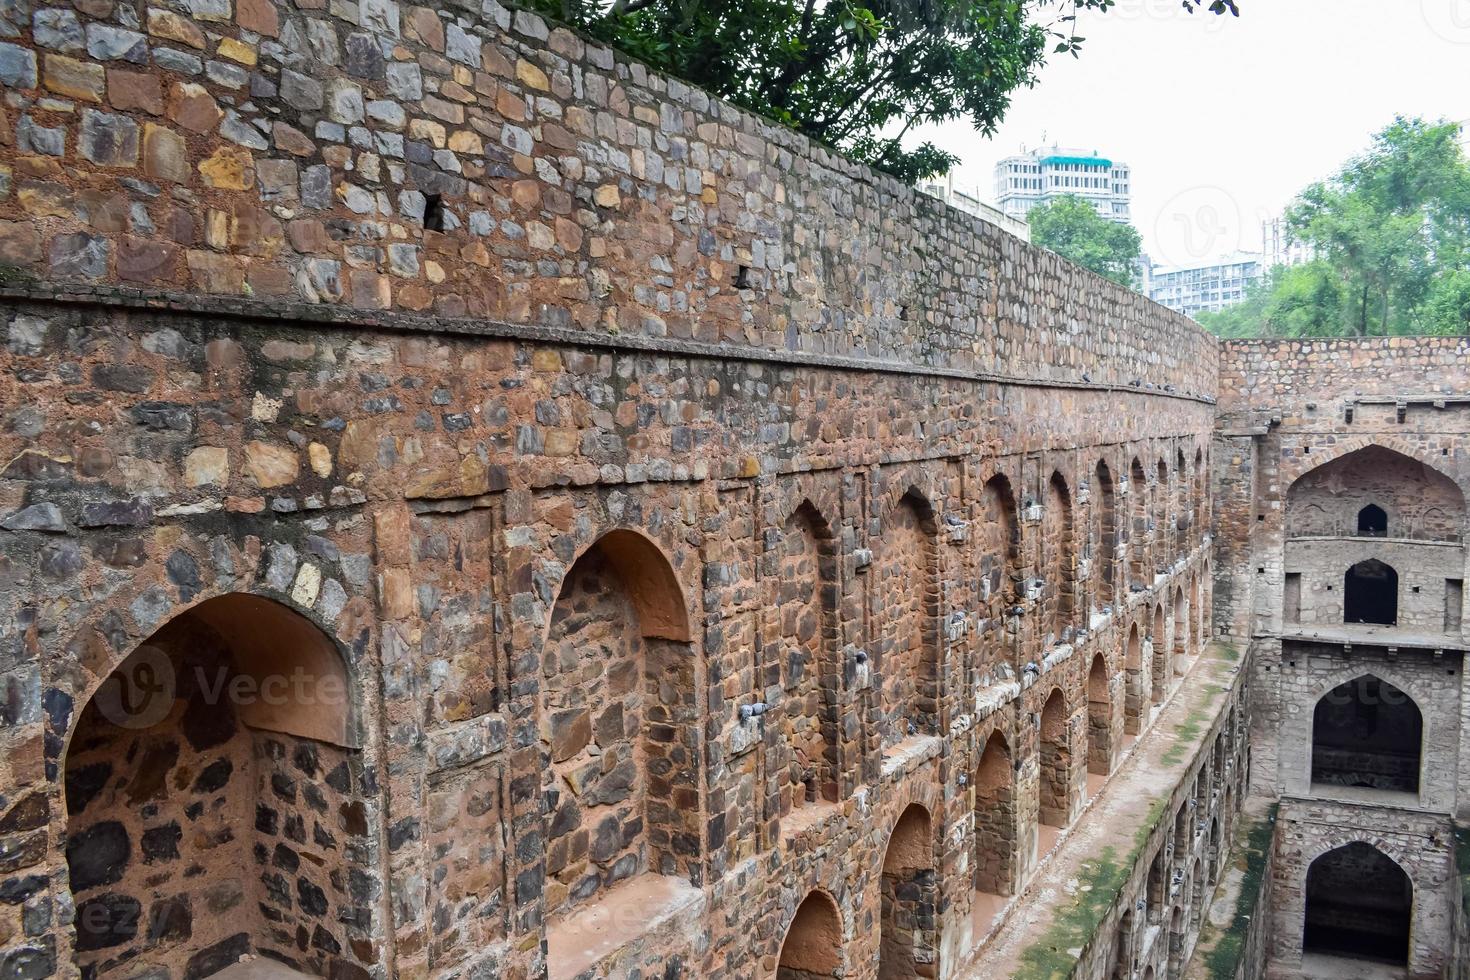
[0,0,1216,392]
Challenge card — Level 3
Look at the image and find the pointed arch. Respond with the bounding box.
[1312,674,1422,794]
[777,890,844,979]
[1304,842,1412,964]
[1129,457,1149,588]
[63,594,371,975]
[880,804,937,979]
[1150,603,1167,704]
[1043,472,1076,644]
[1093,459,1118,608]
[1344,558,1398,625]
[1038,688,1073,828]
[1193,446,1206,538]
[541,529,700,922]
[980,473,1021,605]
[876,490,940,748]
[1286,443,1465,542]
[1173,584,1189,675]
[1087,653,1113,776]
[771,500,842,816]
[974,731,1016,895]
[1124,622,1146,734]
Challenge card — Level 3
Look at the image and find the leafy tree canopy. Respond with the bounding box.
[1199,116,1470,338]
[1027,194,1143,287]
[524,0,1239,181]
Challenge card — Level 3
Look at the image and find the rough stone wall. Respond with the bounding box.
[0,0,1217,393]
[0,1,1239,978]
[1267,797,1457,980]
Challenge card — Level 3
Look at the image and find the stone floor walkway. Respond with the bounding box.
[957,643,1243,979]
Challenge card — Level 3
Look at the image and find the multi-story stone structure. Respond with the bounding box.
[0,4,1459,980]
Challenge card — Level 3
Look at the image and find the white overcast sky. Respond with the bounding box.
[914,0,1470,267]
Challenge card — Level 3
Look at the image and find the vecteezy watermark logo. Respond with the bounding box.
[92,645,176,729]
[92,647,349,730]
[1423,0,1470,44]
[1154,185,1246,268]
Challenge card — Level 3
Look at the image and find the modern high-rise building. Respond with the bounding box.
[1144,251,1265,317]
[994,146,1132,223]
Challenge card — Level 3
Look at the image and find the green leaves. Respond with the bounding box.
[522,0,1234,182]
[1027,195,1143,288]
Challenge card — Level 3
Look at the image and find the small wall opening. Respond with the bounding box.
[777,891,843,979]
[1093,460,1117,608]
[1038,689,1072,828]
[1311,675,1422,794]
[1343,559,1398,626]
[879,804,936,979]
[1357,504,1388,537]
[1086,654,1112,776]
[63,594,368,980]
[1303,842,1412,965]
[973,732,1015,895]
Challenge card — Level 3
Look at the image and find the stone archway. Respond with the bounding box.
[777,890,843,979]
[1038,689,1072,828]
[879,804,937,979]
[974,731,1015,895]
[876,491,940,748]
[1093,460,1118,609]
[540,530,700,926]
[1304,842,1412,965]
[1043,472,1076,645]
[1172,585,1189,676]
[1311,675,1422,794]
[1150,604,1167,705]
[1087,654,1112,776]
[62,594,367,980]
[1124,623,1146,734]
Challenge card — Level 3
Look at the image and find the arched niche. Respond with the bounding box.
[540,529,700,923]
[1093,460,1117,607]
[1038,688,1072,828]
[879,804,936,979]
[777,891,843,979]
[1286,444,1465,542]
[1087,654,1112,776]
[1124,623,1146,734]
[1311,674,1422,794]
[1357,503,1388,537]
[63,594,370,979]
[875,490,939,748]
[1043,472,1075,643]
[1304,842,1412,965]
[974,731,1015,896]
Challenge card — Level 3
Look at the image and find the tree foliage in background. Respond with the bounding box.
[1199,117,1470,338]
[524,0,1238,182]
[1026,194,1143,287]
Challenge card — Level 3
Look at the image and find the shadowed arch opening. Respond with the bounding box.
[974,731,1015,896]
[1087,654,1112,776]
[1043,472,1076,644]
[980,474,1021,605]
[1038,689,1072,827]
[541,530,701,925]
[1172,586,1189,675]
[1357,504,1388,537]
[1150,604,1167,704]
[1193,447,1206,536]
[1093,460,1118,608]
[876,490,940,747]
[777,891,843,979]
[1286,444,1465,542]
[1175,448,1189,538]
[1129,457,1148,587]
[1312,675,1422,794]
[1153,459,1169,573]
[1124,623,1146,734]
[1344,558,1398,625]
[63,594,371,979]
[880,804,937,979]
[1304,842,1412,965]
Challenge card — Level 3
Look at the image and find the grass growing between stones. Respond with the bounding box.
[1013,796,1170,980]
[1197,804,1277,980]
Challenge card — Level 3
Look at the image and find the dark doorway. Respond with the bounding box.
[1344,559,1398,625]
[1311,675,1422,793]
[1303,842,1412,965]
[1357,504,1388,537]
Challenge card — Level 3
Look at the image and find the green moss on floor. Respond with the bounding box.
[1013,845,1132,980]
[1197,804,1277,980]
[1161,704,1211,767]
